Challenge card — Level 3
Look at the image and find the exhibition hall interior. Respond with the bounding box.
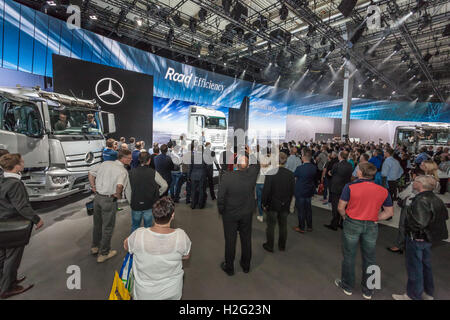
[0,0,449,302]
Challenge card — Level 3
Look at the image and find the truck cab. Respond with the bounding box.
[187,106,227,153]
[0,86,115,201]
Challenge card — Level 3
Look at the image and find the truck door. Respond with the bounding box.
[0,99,50,170]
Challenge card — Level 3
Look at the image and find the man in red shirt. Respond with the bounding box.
[334,162,394,300]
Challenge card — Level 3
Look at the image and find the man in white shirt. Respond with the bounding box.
[88,149,132,263]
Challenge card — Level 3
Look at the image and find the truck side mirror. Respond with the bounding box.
[101,112,116,134]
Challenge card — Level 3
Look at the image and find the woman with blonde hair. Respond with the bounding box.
[420,160,440,190]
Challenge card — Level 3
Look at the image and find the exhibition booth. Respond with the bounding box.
[0,0,449,149]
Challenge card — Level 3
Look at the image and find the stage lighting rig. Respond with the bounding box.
[401,53,409,63]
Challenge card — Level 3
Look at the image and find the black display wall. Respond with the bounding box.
[53,54,154,144]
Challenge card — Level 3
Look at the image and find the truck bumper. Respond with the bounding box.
[24,169,91,202]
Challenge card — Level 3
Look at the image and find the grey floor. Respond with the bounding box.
[9,190,450,300]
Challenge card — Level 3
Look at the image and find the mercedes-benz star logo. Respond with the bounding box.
[95,78,125,105]
[85,152,94,164]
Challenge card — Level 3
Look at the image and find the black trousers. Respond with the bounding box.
[266,210,289,250]
[388,180,398,201]
[394,206,407,250]
[330,192,342,228]
[191,177,205,208]
[439,178,448,195]
[222,213,252,271]
[206,167,216,199]
[0,246,25,295]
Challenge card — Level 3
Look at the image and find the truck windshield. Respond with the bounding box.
[49,105,102,135]
[205,117,226,130]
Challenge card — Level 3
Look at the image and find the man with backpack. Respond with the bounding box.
[129,152,168,233]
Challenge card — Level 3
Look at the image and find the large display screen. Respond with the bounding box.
[53,55,154,144]
[153,96,229,147]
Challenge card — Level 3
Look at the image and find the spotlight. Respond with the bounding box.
[305,44,311,54]
[393,42,402,53]
[166,28,174,47]
[418,14,431,31]
[329,43,335,52]
[46,0,57,6]
[321,37,327,46]
[135,18,143,27]
[89,14,98,20]
[208,43,215,55]
[306,25,316,37]
[423,52,432,62]
[401,53,410,63]
[222,0,232,14]
[189,17,198,33]
[279,4,289,21]
[411,0,428,14]
[172,14,183,27]
[198,8,207,21]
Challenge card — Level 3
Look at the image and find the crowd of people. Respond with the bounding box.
[0,136,448,300]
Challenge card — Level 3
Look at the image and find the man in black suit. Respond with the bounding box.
[261,152,295,252]
[325,150,353,231]
[154,144,174,197]
[217,152,260,275]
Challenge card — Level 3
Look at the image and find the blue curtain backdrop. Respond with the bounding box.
[0,0,448,123]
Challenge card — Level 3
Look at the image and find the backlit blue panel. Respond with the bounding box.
[18,6,35,73]
[46,17,61,77]
[0,0,448,124]
[70,28,83,59]
[90,33,103,65]
[3,0,20,70]
[32,11,48,76]
[0,0,5,68]
[59,24,72,58]
[81,30,93,62]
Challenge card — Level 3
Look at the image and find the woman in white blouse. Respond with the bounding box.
[124,197,191,300]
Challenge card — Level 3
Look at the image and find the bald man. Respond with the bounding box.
[217,153,260,276]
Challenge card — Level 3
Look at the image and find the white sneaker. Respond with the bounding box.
[257,216,264,222]
[362,293,372,300]
[334,279,352,296]
[392,293,412,300]
[97,250,117,263]
[90,247,99,255]
[422,292,434,300]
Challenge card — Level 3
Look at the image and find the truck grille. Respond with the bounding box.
[209,135,224,144]
[65,151,102,172]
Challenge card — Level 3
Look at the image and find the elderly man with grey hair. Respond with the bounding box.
[393,175,448,300]
[217,153,260,276]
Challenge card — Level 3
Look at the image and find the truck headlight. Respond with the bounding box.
[51,176,69,184]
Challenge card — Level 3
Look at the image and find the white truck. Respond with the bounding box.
[187,106,227,153]
[0,86,116,201]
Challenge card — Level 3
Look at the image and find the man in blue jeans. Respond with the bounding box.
[293,150,317,233]
[335,162,393,299]
[129,153,168,233]
[392,175,448,300]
